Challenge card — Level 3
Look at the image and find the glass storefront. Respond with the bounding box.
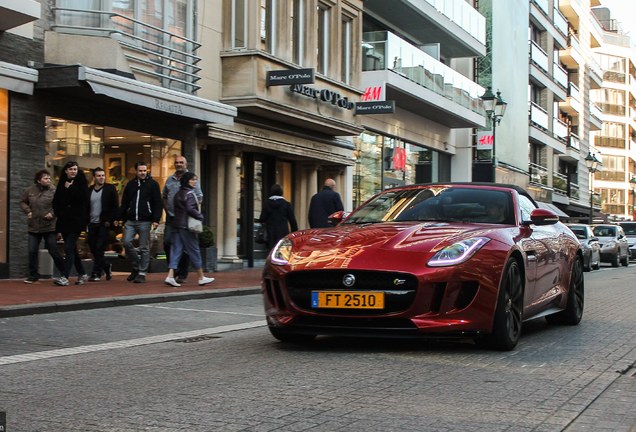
[353,131,449,207]
[45,117,181,198]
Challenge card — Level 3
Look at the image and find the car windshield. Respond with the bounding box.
[344,187,515,225]
[569,227,587,240]
[620,224,636,235]
[593,226,616,237]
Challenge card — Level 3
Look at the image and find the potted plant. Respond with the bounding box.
[199,225,217,272]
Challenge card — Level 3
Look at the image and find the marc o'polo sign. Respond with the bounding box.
[266,68,315,86]
[289,84,355,110]
[354,100,395,114]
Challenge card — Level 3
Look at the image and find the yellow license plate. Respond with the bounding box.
[311,291,384,309]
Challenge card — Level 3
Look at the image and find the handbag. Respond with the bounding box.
[255,224,267,244]
[188,216,203,233]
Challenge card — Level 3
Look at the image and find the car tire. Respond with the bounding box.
[612,253,620,267]
[583,251,591,272]
[546,257,584,326]
[621,253,629,266]
[268,327,316,344]
[480,258,523,351]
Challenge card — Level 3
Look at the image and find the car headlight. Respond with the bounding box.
[605,240,617,248]
[428,237,490,267]
[270,238,293,265]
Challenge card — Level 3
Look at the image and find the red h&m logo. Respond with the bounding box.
[476,131,494,150]
[362,86,383,101]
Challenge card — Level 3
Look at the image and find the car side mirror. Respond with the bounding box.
[327,210,348,226]
[522,208,559,226]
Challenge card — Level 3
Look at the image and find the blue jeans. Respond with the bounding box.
[62,231,86,278]
[169,228,202,270]
[28,232,65,279]
[122,220,151,275]
[164,220,190,279]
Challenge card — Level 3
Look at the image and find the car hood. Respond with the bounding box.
[284,222,510,270]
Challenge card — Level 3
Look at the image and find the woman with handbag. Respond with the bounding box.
[259,184,298,251]
[164,172,214,287]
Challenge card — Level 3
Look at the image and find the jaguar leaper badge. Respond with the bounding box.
[342,274,356,287]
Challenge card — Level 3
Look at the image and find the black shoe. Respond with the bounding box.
[88,274,100,282]
[24,277,39,284]
[127,270,139,282]
[133,274,146,283]
[104,263,112,281]
[175,276,185,284]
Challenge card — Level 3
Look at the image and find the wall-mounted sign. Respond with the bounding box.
[266,68,315,86]
[289,84,354,110]
[355,101,395,115]
[476,130,494,150]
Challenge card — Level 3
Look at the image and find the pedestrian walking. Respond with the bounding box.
[162,156,202,284]
[52,161,90,286]
[259,184,298,251]
[117,161,163,284]
[19,169,66,283]
[308,178,344,228]
[87,167,119,282]
[164,172,214,287]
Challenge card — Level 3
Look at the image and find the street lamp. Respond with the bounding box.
[480,87,507,182]
[585,152,601,224]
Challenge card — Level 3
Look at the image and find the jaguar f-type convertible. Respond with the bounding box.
[262,183,584,350]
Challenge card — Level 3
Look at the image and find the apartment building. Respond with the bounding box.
[591,7,636,221]
[354,0,486,206]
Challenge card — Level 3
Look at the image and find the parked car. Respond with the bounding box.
[618,221,636,260]
[566,224,601,271]
[592,224,629,267]
[262,183,584,351]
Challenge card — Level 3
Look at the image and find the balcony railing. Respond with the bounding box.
[532,0,549,16]
[529,162,549,186]
[423,0,486,45]
[553,172,568,195]
[570,182,580,200]
[554,8,568,36]
[590,102,603,120]
[530,102,549,130]
[52,7,201,94]
[363,31,484,114]
[553,117,568,140]
[569,133,581,150]
[568,82,580,101]
[553,62,568,88]
[530,41,549,72]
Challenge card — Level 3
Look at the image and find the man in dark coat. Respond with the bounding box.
[259,184,298,251]
[308,178,344,228]
[87,167,119,281]
[117,162,163,283]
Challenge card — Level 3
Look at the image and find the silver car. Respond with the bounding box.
[592,224,629,267]
[618,221,636,260]
[567,223,600,271]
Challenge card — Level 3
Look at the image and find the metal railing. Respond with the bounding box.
[423,0,486,45]
[363,31,485,114]
[530,102,549,130]
[52,7,201,94]
[553,172,568,196]
[529,162,549,186]
[530,41,549,72]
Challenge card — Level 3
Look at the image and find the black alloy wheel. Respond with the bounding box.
[481,258,523,351]
[546,257,584,325]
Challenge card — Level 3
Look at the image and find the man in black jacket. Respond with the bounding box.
[87,167,119,282]
[117,162,163,283]
[308,178,344,228]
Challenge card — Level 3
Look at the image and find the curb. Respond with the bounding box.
[0,286,262,318]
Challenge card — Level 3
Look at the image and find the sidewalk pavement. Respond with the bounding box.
[0,268,263,318]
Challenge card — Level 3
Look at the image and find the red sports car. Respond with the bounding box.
[262,183,584,350]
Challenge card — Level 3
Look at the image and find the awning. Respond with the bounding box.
[0,61,38,95]
[537,202,570,219]
[37,65,236,125]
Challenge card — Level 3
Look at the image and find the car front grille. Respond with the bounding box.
[284,270,418,315]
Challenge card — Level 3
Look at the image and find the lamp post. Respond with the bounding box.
[480,87,507,182]
[585,152,600,224]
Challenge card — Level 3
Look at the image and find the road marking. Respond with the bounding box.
[0,320,266,366]
[135,304,265,317]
